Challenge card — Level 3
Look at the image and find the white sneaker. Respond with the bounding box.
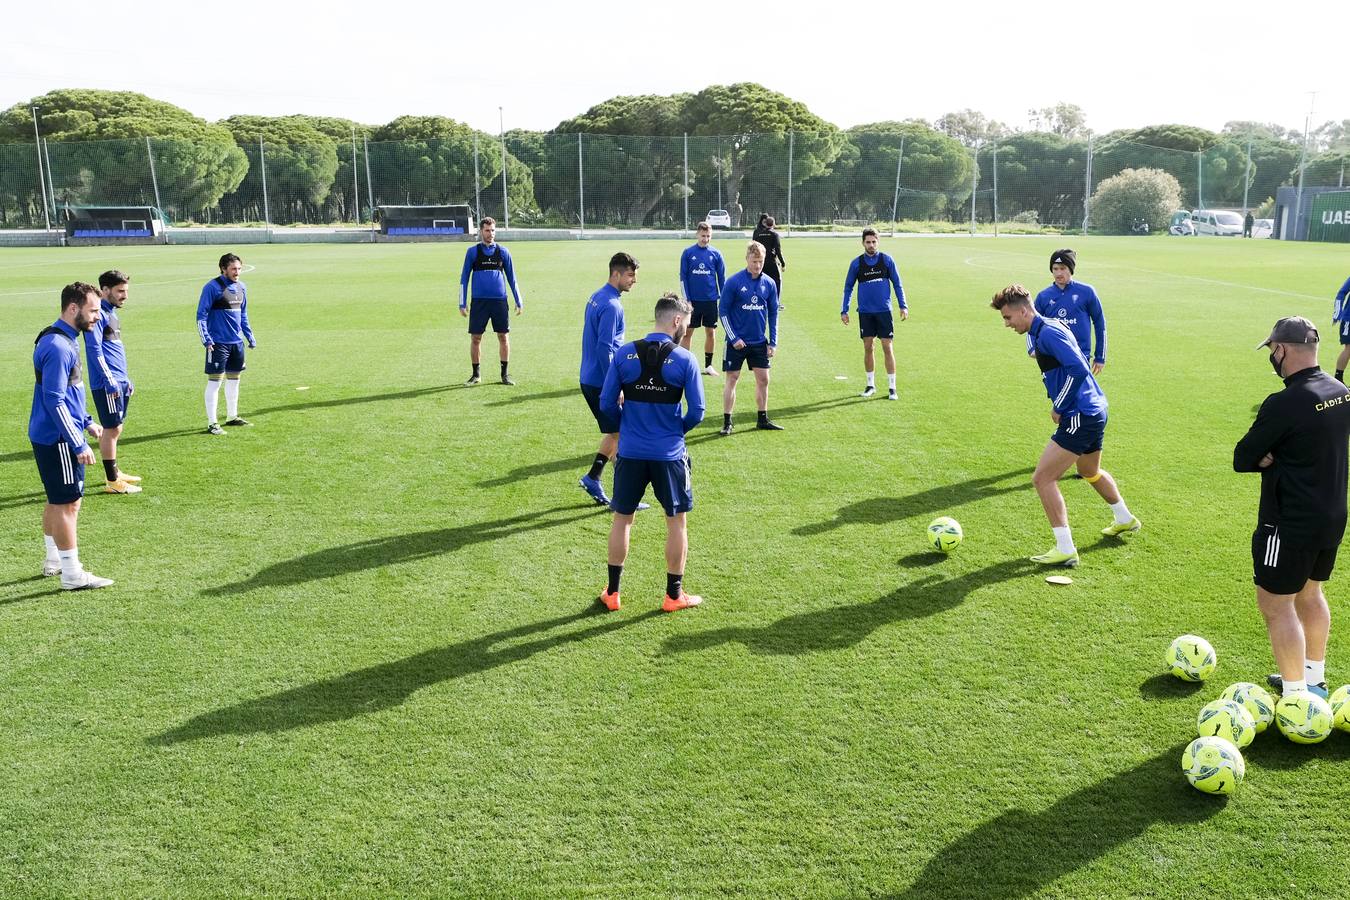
[703,365,718,376]
[42,560,61,577]
[888,390,898,401]
[60,570,115,590]
[861,385,876,398]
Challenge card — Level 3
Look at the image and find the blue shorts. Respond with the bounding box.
[1051,410,1107,456]
[32,441,84,505]
[689,301,720,329]
[724,341,771,371]
[205,342,246,376]
[858,311,894,339]
[580,382,619,434]
[612,454,693,516]
[468,298,510,335]
[91,387,129,428]
[1339,320,1350,346]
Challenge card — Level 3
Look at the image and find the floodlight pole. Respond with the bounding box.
[969,143,978,235]
[785,131,793,229]
[992,144,999,237]
[363,137,375,240]
[42,137,57,223]
[351,126,361,224]
[683,132,689,233]
[31,106,50,232]
[259,137,271,230]
[499,107,508,229]
[473,133,482,222]
[890,135,905,237]
[1294,92,1316,241]
[577,132,585,235]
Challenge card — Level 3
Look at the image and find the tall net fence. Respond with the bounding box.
[0,130,1315,232]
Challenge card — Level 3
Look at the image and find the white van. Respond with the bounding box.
[1191,209,1244,236]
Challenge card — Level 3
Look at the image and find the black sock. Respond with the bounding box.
[723,413,732,428]
[588,453,608,481]
[607,564,622,595]
[757,409,769,423]
[472,363,481,377]
[1338,370,1345,383]
[667,572,683,599]
[102,459,118,481]
[705,352,713,368]
[500,360,509,379]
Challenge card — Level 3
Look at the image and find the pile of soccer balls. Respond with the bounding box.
[1170,634,1350,796]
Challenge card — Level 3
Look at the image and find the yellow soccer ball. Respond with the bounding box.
[927,516,963,554]
[1219,682,1276,733]
[1275,690,1334,744]
[1167,635,1217,682]
[1181,736,1245,796]
[1328,684,1350,732]
[1196,699,1256,749]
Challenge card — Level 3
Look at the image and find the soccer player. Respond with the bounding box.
[1236,317,1350,699]
[31,283,114,589]
[841,227,909,399]
[197,252,257,435]
[597,293,706,612]
[1035,249,1106,375]
[991,284,1139,567]
[84,270,141,494]
[1332,275,1350,383]
[718,241,781,435]
[679,221,726,376]
[458,216,523,385]
[579,252,638,507]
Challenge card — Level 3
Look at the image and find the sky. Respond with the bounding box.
[2,0,1344,138]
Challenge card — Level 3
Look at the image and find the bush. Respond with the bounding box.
[1089,167,1182,234]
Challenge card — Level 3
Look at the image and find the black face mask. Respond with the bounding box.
[1269,349,1283,376]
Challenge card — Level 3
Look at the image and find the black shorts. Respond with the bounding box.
[1252,524,1339,594]
[205,342,246,375]
[612,454,693,516]
[689,301,720,329]
[32,441,84,505]
[724,341,771,371]
[91,387,130,428]
[580,382,619,434]
[858,311,894,340]
[468,298,510,334]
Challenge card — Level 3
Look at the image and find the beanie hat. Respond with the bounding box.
[1050,249,1076,274]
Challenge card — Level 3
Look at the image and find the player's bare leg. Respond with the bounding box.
[1030,440,1079,566]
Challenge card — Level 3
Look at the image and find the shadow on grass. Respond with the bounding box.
[794,467,1034,536]
[685,394,866,445]
[479,453,595,489]
[889,743,1220,899]
[483,387,576,408]
[1138,673,1207,701]
[151,606,662,743]
[0,490,50,511]
[1245,731,1350,770]
[205,503,606,596]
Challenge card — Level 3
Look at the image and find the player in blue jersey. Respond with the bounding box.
[1332,275,1350,382]
[718,241,782,435]
[679,221,726,376]
[1035,249,1106,375]
[579,252,639,507]
[992,284,1139,567]
[597,293,706,612]
[196,253,258,435]
[458,217,523,386]
[84,270,141,494]
[31,283,114,589]
[841,227,908,400]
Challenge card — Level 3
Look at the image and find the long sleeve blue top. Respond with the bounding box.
[841,252,906,314]
[1034,280,1106,364]
[30,320,91,451]
[1334,276,1350,321]
[458,242,522,308]
[196,276,256,347]
[1028,314,1107,417]
[599,333,705,461]
[718,269,779,346]
[580,283,626,387]
[680,244,725,302]
[84,300,132,393]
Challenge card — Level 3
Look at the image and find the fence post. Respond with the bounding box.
[351,127,361,224]
[992,144,999,237]
[1242,134,1253,214]
[1197,151,1203,210]
[43,138,57,223]
[363,137,374,234]
[683,132,689,233]
[499,107,509,229]
[30,107,50,231]
[145,136,163,216]
[259,137,271,230]
[969,145,978,235]
[578,132,585,235]
[890,135,905,237]
[1082,133,1093,235]
[785,131,794,228]
[473,133,481,222]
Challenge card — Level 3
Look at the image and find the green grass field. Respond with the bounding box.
[3,234,1350,897]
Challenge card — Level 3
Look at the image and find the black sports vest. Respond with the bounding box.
[621,340,683,405]
[472,244,505,272]
[102,307,122,343]
[856,254,890,283]
[34,326,81,386]
[211,276,244,311]
[1030,320,1061,372]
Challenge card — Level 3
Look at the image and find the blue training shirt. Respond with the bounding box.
[580,283,625,387]
[84,299,132,393]
[842,251,907,315]
[196,275,256,347]
[600,333,705,461]
[1028,314,1107,417]
[458,242,522,309]
[680,244,725,302]
[1035,280,1106,364]
[719,268,779,346]
[30,319,92,451]
[1334,276,1350,321]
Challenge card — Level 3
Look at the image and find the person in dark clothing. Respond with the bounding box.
[1244,211,1255,238]
[1235,316,1350,699]
[751,214,787,307]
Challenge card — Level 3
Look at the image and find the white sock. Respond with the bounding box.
[224,379,240,418]
[1306,659,1325,684]
[1283,678,1308,696]
[1109,499,1133,525]
[888,374,897,391]
[44,534,59,563]
[1053,525,1075,555]
[865,371,875,388]
[58,547,81,580]
[205,379,222,424]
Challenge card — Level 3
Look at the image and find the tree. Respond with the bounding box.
[1089,167,1182,234]
[811,122,972,223]
[293,116,373,222]
[1299,149,1350,187]
[219,116,340,224]
[932,109,1008,148]
[1027,103,1088,139]
[1093,125,1249,207]
[986,132,1089,226]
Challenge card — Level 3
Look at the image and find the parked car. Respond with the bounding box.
[1168,210,1195,236]
[1251,218,1274,239]
[706,209,731,230]
[1191,209,1244,236]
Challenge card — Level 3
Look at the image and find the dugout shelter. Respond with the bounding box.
[376,205,475,241]
[64,205,167,245]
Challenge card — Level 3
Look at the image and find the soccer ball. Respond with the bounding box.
[1219,682,1277,733]
[1328,684,1350,732]
[1196,699,1256,749]
[927,517,963,553]
[1181,736,1245,796]
[1274,690,1334,744]
[1167,635,1217,682]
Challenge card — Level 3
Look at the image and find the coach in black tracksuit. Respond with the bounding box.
[1234,316,1350,698]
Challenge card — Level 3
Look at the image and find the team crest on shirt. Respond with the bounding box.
[1058,308,1067,317]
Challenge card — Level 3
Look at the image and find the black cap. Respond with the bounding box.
[1256,316,1319,349]
[1050,249,1076,274]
